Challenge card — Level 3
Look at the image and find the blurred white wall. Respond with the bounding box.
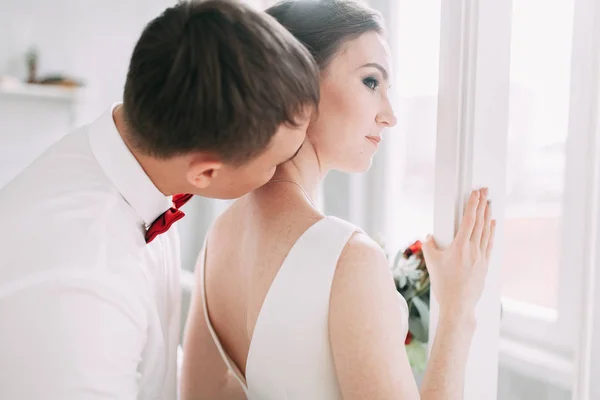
[0,0,176,125]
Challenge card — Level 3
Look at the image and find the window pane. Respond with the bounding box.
[385,0,440,256]
[501,0,574,309]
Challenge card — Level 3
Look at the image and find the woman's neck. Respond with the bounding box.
[270,139,327,204]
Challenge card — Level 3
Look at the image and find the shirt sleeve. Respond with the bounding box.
[0,271,148,400]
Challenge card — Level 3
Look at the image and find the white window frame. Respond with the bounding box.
[567,0,600,399]
[429,0,512,398]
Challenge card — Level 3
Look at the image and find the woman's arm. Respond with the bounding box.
[419,189,494,398]
[330,189,494,399]
[329,232,421,399]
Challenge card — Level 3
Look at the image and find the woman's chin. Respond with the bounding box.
[338,158,374,174]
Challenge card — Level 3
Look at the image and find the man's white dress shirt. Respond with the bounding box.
[0,105,182,400]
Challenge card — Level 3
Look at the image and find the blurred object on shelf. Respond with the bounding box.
[23,46,84,88]
[26,46,38,84]
[36,75,84,88]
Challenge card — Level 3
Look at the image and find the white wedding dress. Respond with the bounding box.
[198,216,409,399]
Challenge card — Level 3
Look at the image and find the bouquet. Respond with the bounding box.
[389,240,430,373]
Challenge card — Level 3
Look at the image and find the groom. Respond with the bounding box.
[0,1,317,399]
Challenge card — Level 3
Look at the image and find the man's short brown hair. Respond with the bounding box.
[123,0,319,165]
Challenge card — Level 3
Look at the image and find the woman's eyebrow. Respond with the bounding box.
[358,62,388,81]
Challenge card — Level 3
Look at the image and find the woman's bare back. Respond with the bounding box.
[202,186,322,377]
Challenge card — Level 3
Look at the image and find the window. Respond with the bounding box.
[321,0,441,259]
[501,0,574,311]
[499,0,582,358]
[380,0,441,256]
[498,0,600,396]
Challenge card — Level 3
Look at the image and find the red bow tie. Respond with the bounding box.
[145,193,193,244]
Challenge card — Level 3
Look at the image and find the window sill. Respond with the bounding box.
[498,336,572,390]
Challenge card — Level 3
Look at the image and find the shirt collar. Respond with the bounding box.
[88,104,173,227]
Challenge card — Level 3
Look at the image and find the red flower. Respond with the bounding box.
[405,331,413,345]
[404,240,423,258]
[409,240,422,254]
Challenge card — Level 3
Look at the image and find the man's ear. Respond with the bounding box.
[187,160,222,189]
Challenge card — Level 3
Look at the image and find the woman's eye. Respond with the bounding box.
[363,77,379,90]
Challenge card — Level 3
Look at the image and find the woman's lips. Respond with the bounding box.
[366,136,381,146]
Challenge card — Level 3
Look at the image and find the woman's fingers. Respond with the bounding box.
[480,199,492,251]
[455,190,481,245]
[485,219,497,263]
[470,188,488,244]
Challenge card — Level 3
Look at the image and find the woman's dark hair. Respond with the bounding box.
[266,0,385,70]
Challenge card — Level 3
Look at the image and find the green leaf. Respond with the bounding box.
[408,316,428,342]
[405,340,428,372]
[412,296,430,338]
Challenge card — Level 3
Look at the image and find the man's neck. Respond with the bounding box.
[112,105,178,197]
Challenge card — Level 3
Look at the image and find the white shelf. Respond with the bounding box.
[0,83,83,102]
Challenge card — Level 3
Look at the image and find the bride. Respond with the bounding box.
[181,1,495,399]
